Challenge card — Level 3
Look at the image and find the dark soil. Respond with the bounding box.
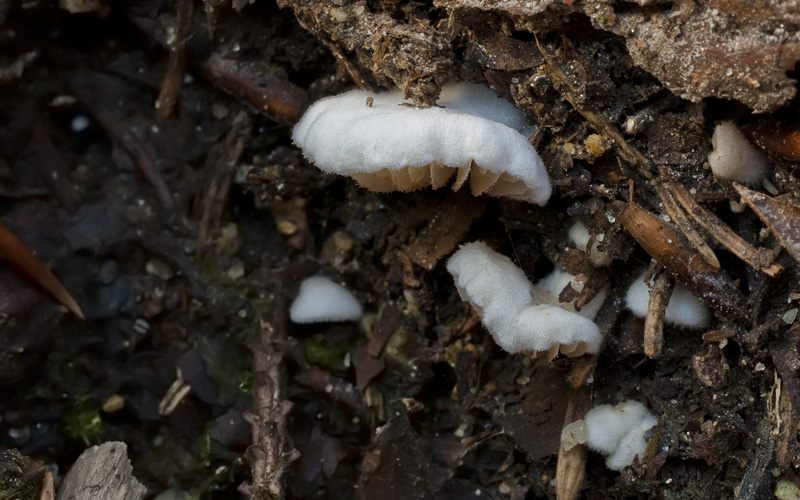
[1,1,800,499]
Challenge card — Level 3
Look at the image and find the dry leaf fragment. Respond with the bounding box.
[0,221,83,319]
[734,183,800,265]
[614,201,748,325]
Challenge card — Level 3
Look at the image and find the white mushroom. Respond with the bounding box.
[446,242,602,358]
[708,121,770,185]
[289,275,363,323]
[561,400,657,471]
[567,220,612,267]
[625,270,710,329]
[292,82,552,205]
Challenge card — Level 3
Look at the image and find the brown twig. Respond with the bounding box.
[614,201,748,325]
[196,111,252,257]
[245,310,299,500]
[196,54,308,126]
[30,121,80,214]
[0,221,83,319]
[658,184,719,269]
[668,182,782,277]
[555,386,590,500]
[643,270,674,357]
[154,0,193,121]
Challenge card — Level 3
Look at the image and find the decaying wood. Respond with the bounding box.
[0,221,83,318]
[614,200,748,325]
[555,386,590,500]
[56,442,146,500]
[245,311,300,500]
[668,182,782,277]
[643,270,674,358]
[536,37,653,181]
[734,183,800,265]
[154,0,193,121]
[658,184,719,269]
[276,0,453,107]
[405,194,484,270]
[735,418,776,500]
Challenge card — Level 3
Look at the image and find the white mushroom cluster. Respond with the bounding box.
[446,242,603,358]
[625,270,710,329]
[561,400,657,471]
[292,82,552,205]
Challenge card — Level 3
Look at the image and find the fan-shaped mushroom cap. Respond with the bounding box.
[446,242,602,358]
[292,82,551,205]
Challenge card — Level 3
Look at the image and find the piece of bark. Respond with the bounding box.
[658,185,719,269]
[405,194,484,270]
[734,183,800,265]
[56,442,146,500]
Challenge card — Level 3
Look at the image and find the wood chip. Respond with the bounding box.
[644,271,674,358]
[658,184,720,269]
[56,442,146,500]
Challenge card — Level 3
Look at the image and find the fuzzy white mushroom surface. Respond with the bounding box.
[289,275,363,324]
[568,220,612,267]
[561,400,657,471]
[446,242,602,358]
[708,121,770,185]
[626,270,710,329]
[292,82,552,205]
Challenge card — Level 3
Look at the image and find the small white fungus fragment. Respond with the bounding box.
[289,275,363,324]
[626,270,710,329]
[561,400,657,471]
[446,242,602,358]
[534,267,608,320]
[292,82,552,205]
[708,121,770,185]
[567,220,612,266]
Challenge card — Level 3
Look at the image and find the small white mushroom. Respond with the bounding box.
[292,82,552,205]
[289,275,363,323]
[568,220,612,267]
[708,121,770,185]
[446,242,602,358]
[625,270,710,329]
[560,400,657,471]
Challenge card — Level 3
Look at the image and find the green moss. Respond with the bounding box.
[62,394,104,445]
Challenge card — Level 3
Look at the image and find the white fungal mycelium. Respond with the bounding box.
[561,400,657,471]
[625,270,710,329]
[707,121,770,185]
[568,220,612,267]
[292,82,552,205]
[289,275,363,324]
[446,242,602,358]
